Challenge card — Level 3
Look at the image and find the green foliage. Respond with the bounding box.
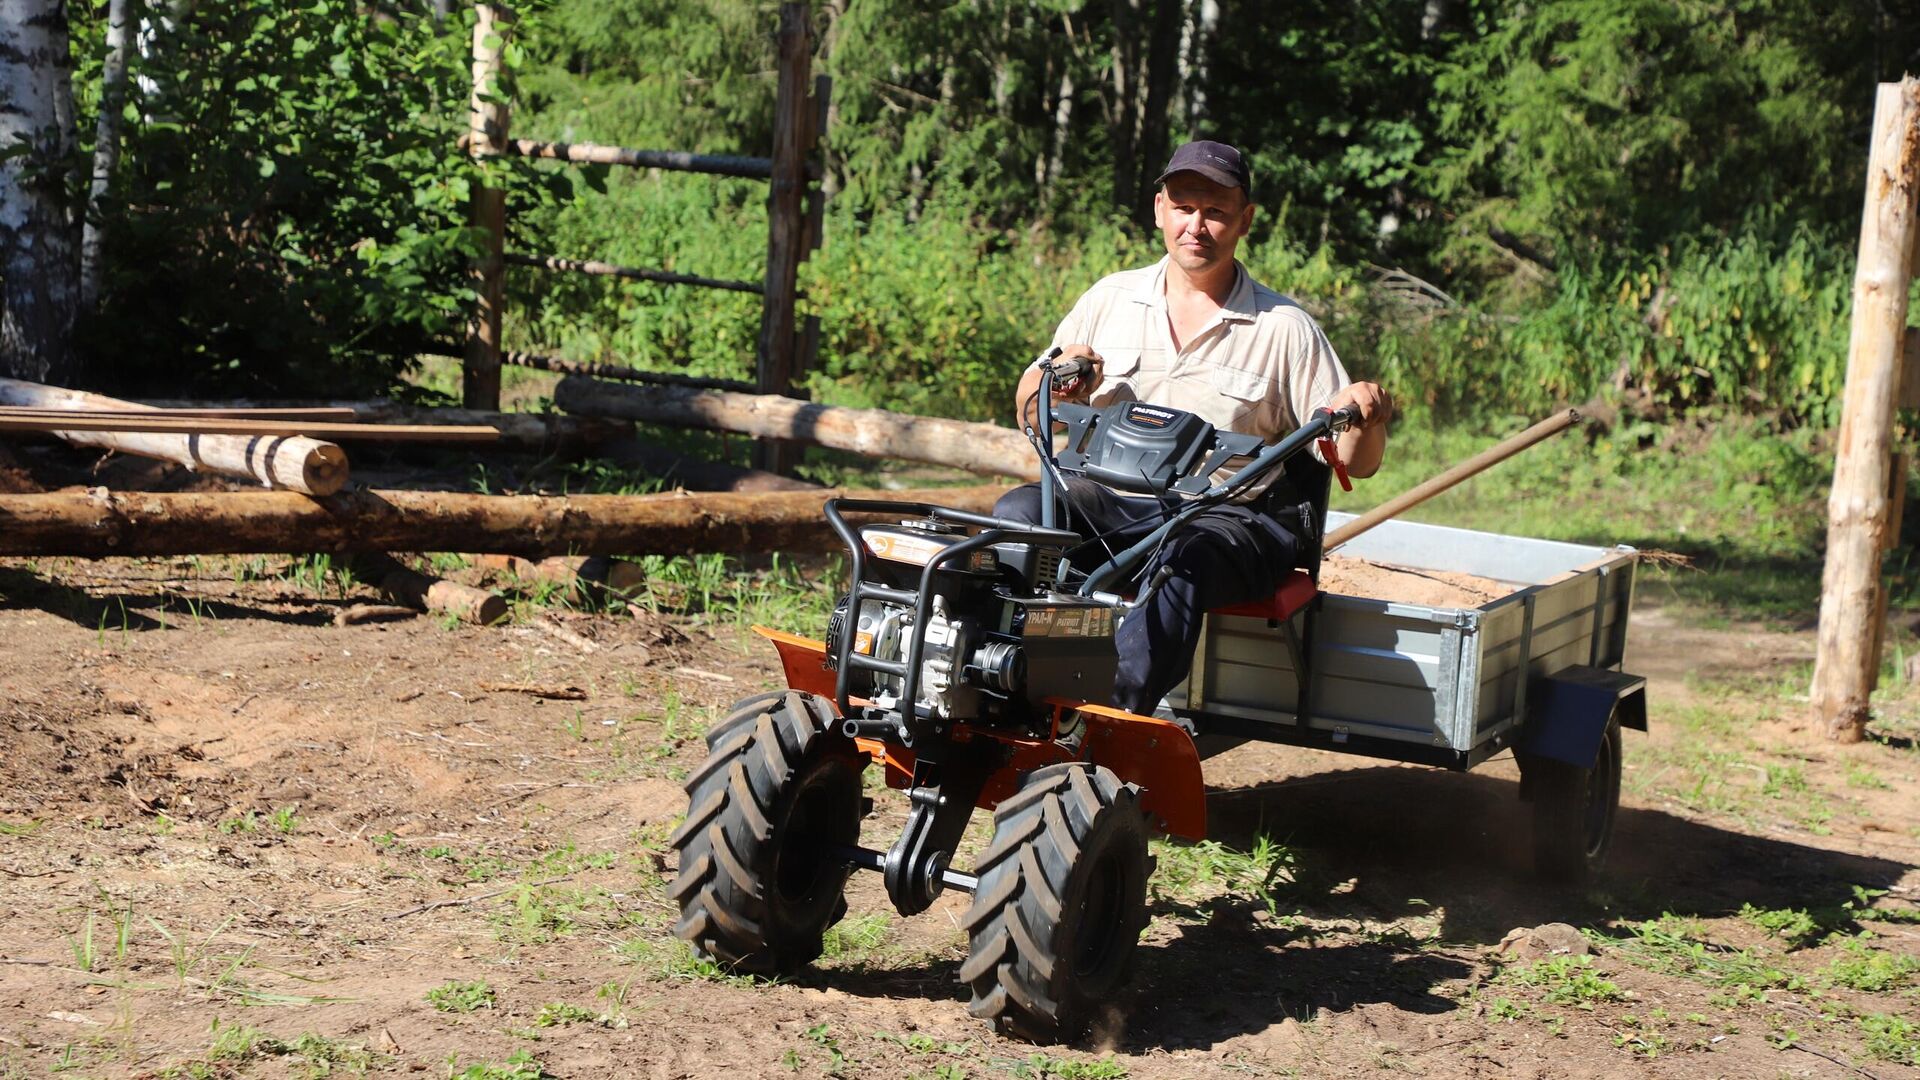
[446,1050,546,1080]
[74,1,575,397]
[1430,0,1873,261]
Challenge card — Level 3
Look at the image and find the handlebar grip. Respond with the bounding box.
[1313,405,1362,433]
[1049,355,1093,383]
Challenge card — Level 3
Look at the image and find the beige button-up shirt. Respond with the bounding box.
[1043,256,1352,499]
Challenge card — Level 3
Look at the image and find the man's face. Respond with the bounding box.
[1153,174,1254,275]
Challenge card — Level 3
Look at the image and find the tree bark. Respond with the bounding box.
[1135,0,1184,218]
[79,0,131,312]
[464,3,511,412]
[0,0,81,385]
[1182,0,1218,137]
[1107,0,1141,216]
[0,485,1011,558]
[1811,79,1920,744]
[553,376,1042,481]
[0,377,348,495]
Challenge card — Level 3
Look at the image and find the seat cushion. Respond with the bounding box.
[1210,568,1318,622]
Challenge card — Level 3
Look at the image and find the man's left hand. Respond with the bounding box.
[1329,382,1393,429]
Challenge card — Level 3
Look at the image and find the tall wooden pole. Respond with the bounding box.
[754,3,814,474]
[463,3,513,412]
[1811,78,1920,744]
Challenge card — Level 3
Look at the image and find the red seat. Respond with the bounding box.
[1209,568,1319,623]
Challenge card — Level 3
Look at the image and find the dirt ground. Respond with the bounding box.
[1,457,1918,1078]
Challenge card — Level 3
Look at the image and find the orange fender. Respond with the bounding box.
[752,625,1206,840]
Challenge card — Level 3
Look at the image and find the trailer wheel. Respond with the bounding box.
[1524,716,1622,885]
[960,762,1151,1042]
[669,691,864,975]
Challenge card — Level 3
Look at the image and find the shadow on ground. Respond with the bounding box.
[0,566,343,629]
[821,761,1913,1054]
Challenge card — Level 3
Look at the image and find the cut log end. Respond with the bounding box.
[302,444,350,497]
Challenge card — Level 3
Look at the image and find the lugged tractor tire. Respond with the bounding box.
[668,690,865,975]
[1523,716,1623,886]
[960,762,1151,1042]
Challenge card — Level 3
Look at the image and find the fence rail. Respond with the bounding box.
[460,2,826,472]
[503,253,763,294]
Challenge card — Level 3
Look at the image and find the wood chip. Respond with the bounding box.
[674,666,734,684]
[535,618,599,654]
[477,682,587,701]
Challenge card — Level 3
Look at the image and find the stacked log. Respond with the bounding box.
[553,377,1041,481]
[0,485,1009,559]
[0,378,349,496]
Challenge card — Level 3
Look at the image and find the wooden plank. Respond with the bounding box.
[0,414,496,442]
[1812,78,1920,743]
[0,406,360,421]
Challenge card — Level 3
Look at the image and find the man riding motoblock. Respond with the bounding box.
[997,138,1393,717]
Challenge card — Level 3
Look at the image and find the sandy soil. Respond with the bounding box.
[0,446,1916,1079]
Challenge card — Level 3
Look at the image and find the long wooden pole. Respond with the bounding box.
[755,3,814,475]
[0,378,349,496]
[0,414,497,442]
[464,3,512,411]
[1324,409,1582,551]
[1812,78,1920,744]
[0,485,1007,559]
[553,376,1041,481]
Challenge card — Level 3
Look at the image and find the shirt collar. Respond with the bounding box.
[1131,256,1258,322]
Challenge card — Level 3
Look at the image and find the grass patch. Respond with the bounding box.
[1148,834,1294,916]
[1005,1053,1129,1079]
[1823,937,1920,993]
[618,934,766,986]
[1600,916,1799,995]
[1860,1013,1920,1065]
[1497,954,1626,1008]
[819,914,891,964]
[425,979,496,1013]
[446,1049,546,1080]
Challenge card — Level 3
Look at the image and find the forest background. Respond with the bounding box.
[24,0,1920,600]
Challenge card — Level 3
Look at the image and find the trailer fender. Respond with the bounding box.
[1519,665,1647,776]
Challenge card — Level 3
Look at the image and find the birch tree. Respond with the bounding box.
[0,0,80,384]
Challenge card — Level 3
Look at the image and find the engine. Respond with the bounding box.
[827,519,1120,730]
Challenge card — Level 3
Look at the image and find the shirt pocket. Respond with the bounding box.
[1206,364,1271,428]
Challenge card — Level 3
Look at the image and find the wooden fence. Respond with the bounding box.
[458,2,827,473]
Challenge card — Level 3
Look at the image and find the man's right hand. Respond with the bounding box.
[1050,344,1104,401]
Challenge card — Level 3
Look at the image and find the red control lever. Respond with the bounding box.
[1317,434,1352,492]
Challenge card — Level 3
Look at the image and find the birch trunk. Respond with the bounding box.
[0,0,81,385]
[79,0,131,312]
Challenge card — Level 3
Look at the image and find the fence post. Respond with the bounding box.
[1811,78,1920,743]
[464,3,514,412]
[755,3,815,474]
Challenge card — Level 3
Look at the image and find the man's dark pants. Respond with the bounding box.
[994,479,1299,715]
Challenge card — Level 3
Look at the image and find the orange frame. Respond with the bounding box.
[754,626,1206,840]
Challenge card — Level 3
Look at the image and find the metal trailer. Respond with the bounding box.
[1174,512,1647,880]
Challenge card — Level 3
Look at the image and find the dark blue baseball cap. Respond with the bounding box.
[1155,140,1252,195]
